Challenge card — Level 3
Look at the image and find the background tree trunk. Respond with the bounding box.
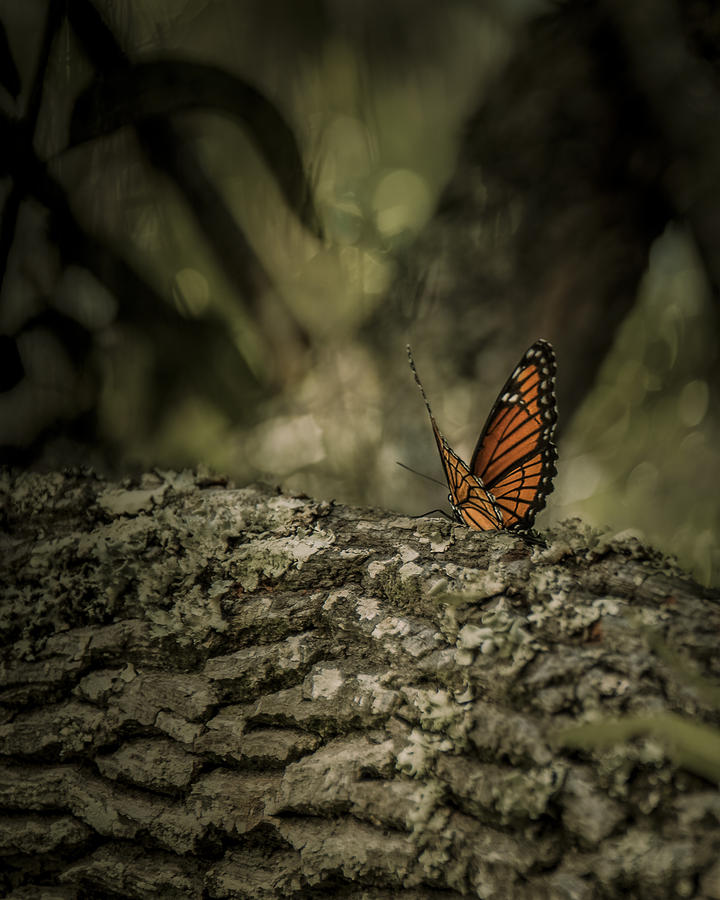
[1,467,719,899]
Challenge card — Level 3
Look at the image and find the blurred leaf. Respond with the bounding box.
[44,203,267,426]
[0,20,21,99]
[21,308,94,364]
[0,114,23,299]
[14,143,268,425]
[557,713,720,785]
[65,0,125,71]
[70,60,320,235]
[64,1,313,376]
[0,110,19,178]
[0,335,24,391]
[645,628,720,707]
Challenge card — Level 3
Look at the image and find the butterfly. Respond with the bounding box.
[407,340,558,531]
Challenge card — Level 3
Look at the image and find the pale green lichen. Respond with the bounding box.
[369,563,423,606]
[398,560,424,579]
[388,546,425,580]
[396,686,474,756]
[396,728,454,778]
[308,667,344,700]
[371,615,414,641]
[401,687,456,732]
[440,562,506,600]
[321,588,352,611]
[354,674,399,715]
[355,596,381,620]
[399,547,420,563]
[236,527,335,591]
[429,534,453,553]
[405,780,446,834]
[469,598,539,664]
[97,485,167,516]
[367,559,392,579]
[490,765,567,823]
[456,624,493,650]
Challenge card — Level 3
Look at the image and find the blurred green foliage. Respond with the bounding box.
[552,227,718,584]
[1,0,719,585]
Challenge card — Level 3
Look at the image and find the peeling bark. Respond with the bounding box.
[1,467,719,899]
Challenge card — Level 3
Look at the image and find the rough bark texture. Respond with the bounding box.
[1,467,719,899]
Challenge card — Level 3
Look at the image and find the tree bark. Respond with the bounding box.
[1,467,719,899]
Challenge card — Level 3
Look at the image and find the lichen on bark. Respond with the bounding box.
[1,467,719,899]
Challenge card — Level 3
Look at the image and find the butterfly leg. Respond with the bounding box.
[511,527,548,548]
[409,508,456,523]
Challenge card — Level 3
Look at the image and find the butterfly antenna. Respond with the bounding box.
[396,460,446,489]
[406,344,437,424]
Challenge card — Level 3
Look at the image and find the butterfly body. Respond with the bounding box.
[407,340,558,531]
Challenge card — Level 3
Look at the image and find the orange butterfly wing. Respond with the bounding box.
[407,341,557,532]
[429,419,504,530]
[407,346,503,530]
[469,340,557,529]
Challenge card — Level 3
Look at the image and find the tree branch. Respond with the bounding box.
[1,467,719,897]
